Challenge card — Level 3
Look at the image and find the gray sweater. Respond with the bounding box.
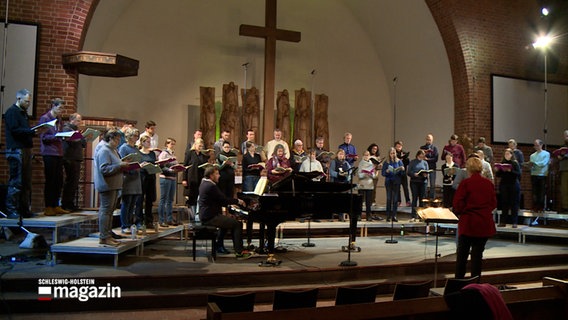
[94,141,123,192]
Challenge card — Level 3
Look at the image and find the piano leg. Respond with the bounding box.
[246,219,254,249]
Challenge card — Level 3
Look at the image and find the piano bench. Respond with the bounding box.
[189,223,219,261]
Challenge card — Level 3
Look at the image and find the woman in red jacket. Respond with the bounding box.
[453,156,497,279]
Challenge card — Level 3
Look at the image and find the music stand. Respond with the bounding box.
[417,207,459,287]
[340,167,360,267]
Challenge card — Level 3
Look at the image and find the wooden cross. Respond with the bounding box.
[239,0,301,143]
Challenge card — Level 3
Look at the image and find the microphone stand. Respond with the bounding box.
[340,166,359,267]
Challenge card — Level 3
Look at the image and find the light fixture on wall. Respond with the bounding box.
[532,35,554,150]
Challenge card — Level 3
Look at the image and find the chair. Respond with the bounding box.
[188,222,218,261]
[272,288,319,310]
[207,292,256,313]
[392,280,433,300]
[443,276,480,295]
[335,284,378,305]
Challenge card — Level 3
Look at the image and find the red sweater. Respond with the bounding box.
[453,173,497,237]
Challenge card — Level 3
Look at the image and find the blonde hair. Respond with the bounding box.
[191,138,204,150]
[466,157,483,174]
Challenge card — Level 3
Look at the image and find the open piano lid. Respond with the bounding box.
[270,172,356,193]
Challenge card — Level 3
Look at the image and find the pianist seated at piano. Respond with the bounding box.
[299,149,324,180]
[330,149,351,183]
[198,166,252,259]
[266,144,293,183]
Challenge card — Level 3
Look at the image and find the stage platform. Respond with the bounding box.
[0,211,99,243]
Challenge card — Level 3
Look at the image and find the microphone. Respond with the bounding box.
[242,62,250,66]
[311,69,316,75]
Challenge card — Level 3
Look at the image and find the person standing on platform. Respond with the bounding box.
[330,149,351,183]
[291,139,306,172]
[118,127,142,233]
[338,132,358,166]
[217,141,237,198]
[529,139,550,213]
[265,128,290,159]
[314,137,331,176]
[441,153,459,208]
[39,98,69,216]
[94,129,128,246]
[495,148,521,228]
[199,166,251,259]
[241,129,255,155]
[358,151,380,221]
[183,138,210,219]
[395,141,411,207]
[476,150,494,183]
[137,135,157,228]
[241,141,263,192]
[382,147,405,222]
[214,130,230,156]
[420,134,439,199]
[299,149,324,174]
[266,144,292,184]
[61,113,86,212]
[137,120,159,149]
[557,131,568,213]
[508,139,524,167]
[157,138,179,227]
[4,89,43,219]
[442,134,467,168]
[474,137,494,163]
[367,143,382,206]
[407,150,429,222]
[453,156,497,279]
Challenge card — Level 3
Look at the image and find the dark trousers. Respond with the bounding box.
[385,180,400,219]
[500,182,520,224]
[204,214,244,253]
[6,148,32,216]
[359,189,373,216]
[136,175,156,226]
[62,159,81,209]
[43,155,64,208]
[410,181,426,218]
[531,175,546,211]
[455,235,488,279]
[442,185,455,208]
[398,175,410,203]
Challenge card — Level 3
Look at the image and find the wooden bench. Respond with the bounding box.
[206,278,568,320]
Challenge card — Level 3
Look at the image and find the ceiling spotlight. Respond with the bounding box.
[532,35,552,49]
[541,7,549,16]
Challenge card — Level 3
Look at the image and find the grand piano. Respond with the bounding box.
[236,172,363,252]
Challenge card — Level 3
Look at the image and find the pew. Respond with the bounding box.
[206,278,568,320]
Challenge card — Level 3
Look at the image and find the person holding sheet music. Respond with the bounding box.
[242,141,263,192]
[217,141,238,198]
[314,137,331,176]
[330,149,351,184]
[495,148,521,227]
[182,138,210,220]
[118,127,142,233]
[157,138,179,227]
[291,139,306,172]
[39,98,69,217]
[338,132,358,166]
[441,153,459,208]
[358,151,380,221]
[453,156,497,279]
[299,149,324,174]
[556,131,568,213]
[407,150,429,222]
[382,147,405,222]
[529,139,550,213]
[442,134,467,168]
[61,113,86,212]
[4,89,45,219]
[395,140,411,207]
[266,144,292,184]
[136,135,158,228]
[420,134,439,199]
[367,143,382,206]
